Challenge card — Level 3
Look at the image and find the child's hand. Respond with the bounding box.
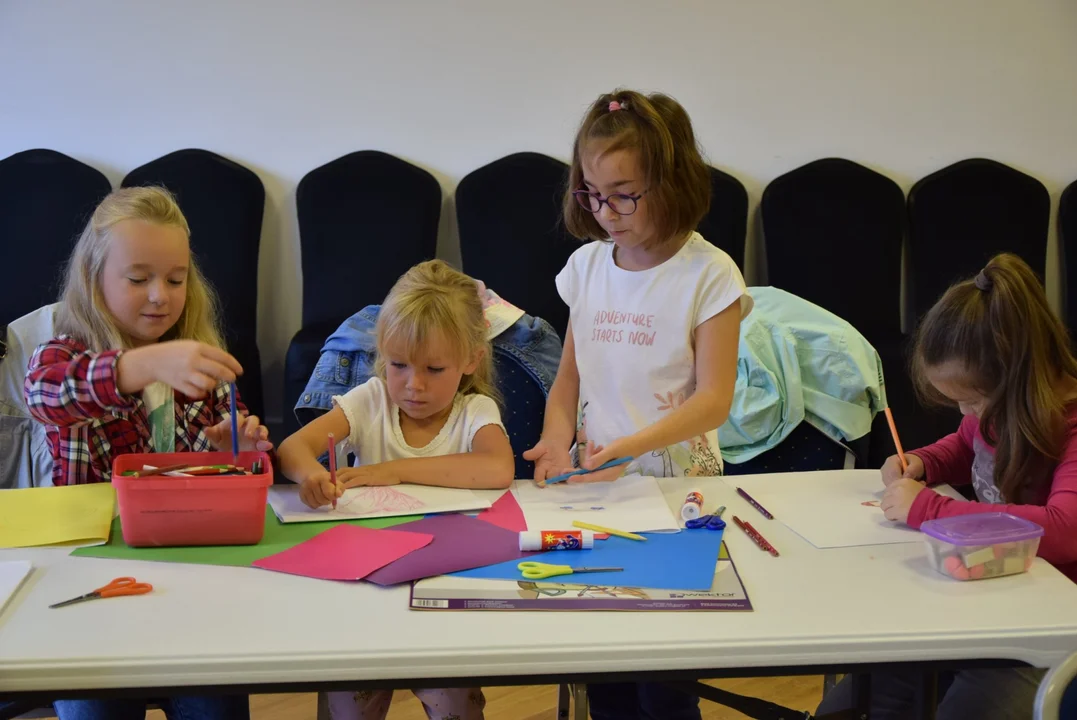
[142,341,244,398]
[299,466,399,508]
[573,441,628,484]
[881,453,924,487]
[299,470,343,509]
[881,477,925,524]
[204,413,274,453]
[340,464,399,489]
[523,439,574,487]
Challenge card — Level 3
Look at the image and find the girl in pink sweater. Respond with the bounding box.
[819,253,1077,719]
[881,253,1077,584]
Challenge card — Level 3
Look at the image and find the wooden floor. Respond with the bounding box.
[131,677,822,719]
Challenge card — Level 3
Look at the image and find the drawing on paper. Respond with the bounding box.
[337,487,427,514]
[517,581,652,600]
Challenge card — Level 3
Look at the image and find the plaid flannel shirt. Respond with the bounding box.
[23,335,246,486]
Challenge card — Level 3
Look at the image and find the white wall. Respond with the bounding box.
[3,0,1077,423]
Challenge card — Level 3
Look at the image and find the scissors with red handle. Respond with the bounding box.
[49,577,153,609]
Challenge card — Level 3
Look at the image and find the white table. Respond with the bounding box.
[2,475,1077,698]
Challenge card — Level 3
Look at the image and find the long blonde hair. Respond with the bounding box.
[375,260,498,402]
[55,186,225,351]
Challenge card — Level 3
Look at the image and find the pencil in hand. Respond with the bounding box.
[229,382,239,466]
[884,407,908,473]
[328,433,338,510]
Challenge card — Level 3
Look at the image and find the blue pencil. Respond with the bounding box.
[229,382,239,465]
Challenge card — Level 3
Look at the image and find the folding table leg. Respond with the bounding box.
[316,691,331,720]
[556,683,571,719]
[852,673,871,719]
[915,673,938,720]
[572,683,589,720]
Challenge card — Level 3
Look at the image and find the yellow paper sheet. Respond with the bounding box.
[0,484,115,548]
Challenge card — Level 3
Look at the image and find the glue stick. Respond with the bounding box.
[519,530,595,551]
[681,490,705,521]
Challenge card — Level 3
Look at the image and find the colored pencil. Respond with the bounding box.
[744,519,780,557]
[229,382,239,465]
[884,407,908,473]
[733,515,779,557]
[328,433,338,510]
[736,487,774,520]
[571,521,646,542]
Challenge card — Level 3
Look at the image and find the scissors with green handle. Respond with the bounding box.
[517,561,624,580]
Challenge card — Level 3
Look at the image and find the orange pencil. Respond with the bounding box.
[884,407,908,472]
[328,433,338,510]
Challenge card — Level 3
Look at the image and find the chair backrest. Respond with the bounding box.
[297,151,441,329]
[0,150,111,326]
[457,152,576,338]
[908,158,1049,323]
[697,166,748,271]
[1061,180,1077,330]
[761,158,904,349]
[123,149,267,418]
[1035,650,1077,720]
[492,349,547,479]
[723,422,859,475]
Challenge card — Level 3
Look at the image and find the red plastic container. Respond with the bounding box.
[111,451,272,547]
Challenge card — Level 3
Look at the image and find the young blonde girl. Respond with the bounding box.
[819,253,1077,719]
[279,259,513,720]
[525,89,750,720]
[23,187,257,717]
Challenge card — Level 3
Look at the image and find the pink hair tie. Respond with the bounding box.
[609,100,624,112]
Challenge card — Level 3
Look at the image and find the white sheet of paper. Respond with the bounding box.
[267,484,491,524]
[729,470,965,549]
[0,561,32,617]
[512,476,680,533]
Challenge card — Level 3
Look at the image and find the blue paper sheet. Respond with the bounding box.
[452,529,724,590]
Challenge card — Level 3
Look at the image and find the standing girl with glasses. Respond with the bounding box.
[524,89,751,719]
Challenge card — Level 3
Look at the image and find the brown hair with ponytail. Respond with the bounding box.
[912,253,1077,502]
[563,88,711,245]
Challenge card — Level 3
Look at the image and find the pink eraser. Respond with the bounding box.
[968,563,985,580]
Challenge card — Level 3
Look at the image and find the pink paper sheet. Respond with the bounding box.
[252,524,433,581]
[476,490,527,532]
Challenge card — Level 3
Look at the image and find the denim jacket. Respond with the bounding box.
[294,305,562,425]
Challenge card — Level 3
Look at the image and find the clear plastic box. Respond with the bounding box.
[112,451,272,547]
[921,512,1043,581]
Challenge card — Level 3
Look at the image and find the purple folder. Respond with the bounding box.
[364,513,532,586]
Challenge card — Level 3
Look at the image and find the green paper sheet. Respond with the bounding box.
[71,507,421,567]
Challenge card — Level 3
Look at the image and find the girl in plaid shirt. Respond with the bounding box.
[23,186,259,720]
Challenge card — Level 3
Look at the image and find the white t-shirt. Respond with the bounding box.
[556,232,751,478]
[332,377,506,465]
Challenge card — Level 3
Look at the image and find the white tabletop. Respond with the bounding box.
[2,475,1077,694]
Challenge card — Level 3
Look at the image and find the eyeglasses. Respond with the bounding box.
[573,189,646,216]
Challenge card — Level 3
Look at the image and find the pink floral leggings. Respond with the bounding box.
[326,688,485,720]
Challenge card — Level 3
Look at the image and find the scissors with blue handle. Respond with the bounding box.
[686,505,727,531]
[50,576,154,609]
[517,562,624,580]
[545,457,633,485]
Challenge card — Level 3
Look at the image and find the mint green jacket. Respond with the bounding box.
[718,287,887,463]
